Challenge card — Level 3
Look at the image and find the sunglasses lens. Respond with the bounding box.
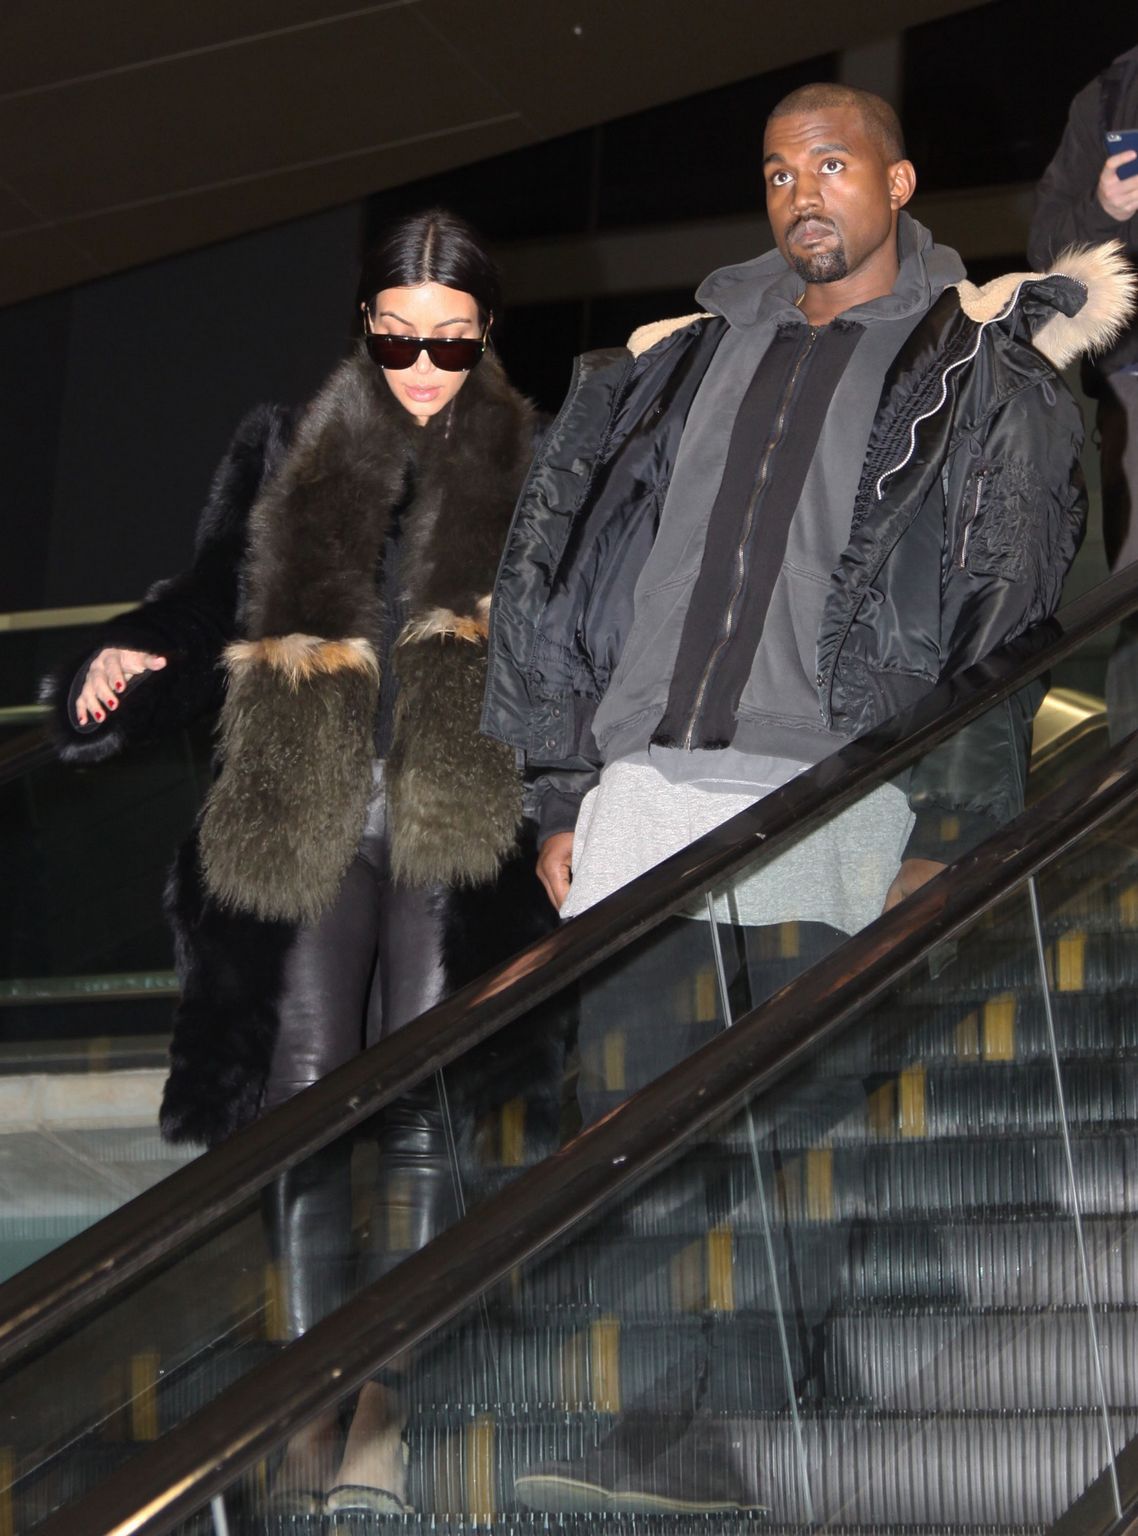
[366,335,421,369]
[428,338,485,372]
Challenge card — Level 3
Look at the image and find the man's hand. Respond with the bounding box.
[882,857,946,913]
[536,831,574,911]
[75,647,167,726]
[1096,151,1138,223]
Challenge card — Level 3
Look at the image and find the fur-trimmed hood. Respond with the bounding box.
[199,347,537,923]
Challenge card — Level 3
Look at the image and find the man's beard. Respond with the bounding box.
[789,238,848,284]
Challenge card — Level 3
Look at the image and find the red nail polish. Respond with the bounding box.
[94,710,104,722]
[114,680,124,692]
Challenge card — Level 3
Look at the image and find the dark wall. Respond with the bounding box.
[1,203,361,613]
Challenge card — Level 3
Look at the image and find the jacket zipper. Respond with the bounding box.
[957,469,986,568]
[682,326,818,749]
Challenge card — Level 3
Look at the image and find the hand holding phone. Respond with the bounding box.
[1099,132,1138,222]
[1105,130,1138,181]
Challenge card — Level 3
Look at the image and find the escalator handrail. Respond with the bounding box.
[2,564,1137,1375]
[42,705,1138,1535]
[0,725,53,783]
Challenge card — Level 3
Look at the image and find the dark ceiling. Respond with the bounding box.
[1,0,987,308]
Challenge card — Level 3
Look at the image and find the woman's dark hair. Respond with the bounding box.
[356,208,502,325]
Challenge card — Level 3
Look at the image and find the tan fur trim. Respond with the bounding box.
[224,634,379,687]
[627,312,711,358]
[955,241,1137,369]
[398,600,491,646]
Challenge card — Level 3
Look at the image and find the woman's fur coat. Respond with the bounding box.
[46,348,561,1148]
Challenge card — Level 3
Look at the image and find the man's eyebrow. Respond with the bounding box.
[762,139,854,167]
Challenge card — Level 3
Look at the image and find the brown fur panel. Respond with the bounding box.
[386,636,522,888]
[199,655,377,923]
[242,349,414,644]
[399,354,536,624]
[225,633,378,687]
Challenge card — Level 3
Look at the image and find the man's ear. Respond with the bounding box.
[889,159,917,209]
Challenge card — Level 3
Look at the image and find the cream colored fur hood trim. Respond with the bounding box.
[954,241,1137,369]
[225,634,379,687]
[627,313,711,358]
[398,595,492,646]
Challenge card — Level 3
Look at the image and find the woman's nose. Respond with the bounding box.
[414,347,434,373]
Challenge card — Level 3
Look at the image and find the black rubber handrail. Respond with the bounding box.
[0,725,53,783]
[42,691,1138,1535]
[2,564,1137,1377]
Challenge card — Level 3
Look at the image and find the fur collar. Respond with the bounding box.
[243,344,534,654]
[624,240,1137,369]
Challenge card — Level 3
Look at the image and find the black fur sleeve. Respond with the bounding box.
[41,404,295,763]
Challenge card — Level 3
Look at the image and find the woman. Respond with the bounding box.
[48,208,550,1516]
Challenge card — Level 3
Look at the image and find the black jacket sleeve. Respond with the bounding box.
[42,404,293,763]
[902,382,1087,863]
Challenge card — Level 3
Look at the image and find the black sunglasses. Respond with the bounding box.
[364,332,486,372]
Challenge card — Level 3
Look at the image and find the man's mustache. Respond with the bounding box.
[786,216,838,241]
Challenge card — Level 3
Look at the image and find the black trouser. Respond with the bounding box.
[261,765,457,1338]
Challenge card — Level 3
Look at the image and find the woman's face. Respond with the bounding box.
[368,282,483,425]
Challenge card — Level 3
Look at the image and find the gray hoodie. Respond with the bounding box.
[590,215,966,770]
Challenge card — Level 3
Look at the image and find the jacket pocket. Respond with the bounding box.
[956,458,1046,583]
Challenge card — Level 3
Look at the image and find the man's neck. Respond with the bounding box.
[798,260,901,325]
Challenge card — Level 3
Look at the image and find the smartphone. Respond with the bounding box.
[1105,129,1138,180]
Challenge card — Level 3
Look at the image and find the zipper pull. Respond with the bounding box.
[957,469,986,570]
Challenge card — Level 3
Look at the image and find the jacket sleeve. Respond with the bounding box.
[903,381,1087,863]
[1028,79,1130,267]
[41,405,291,763]
[528,763,600,845]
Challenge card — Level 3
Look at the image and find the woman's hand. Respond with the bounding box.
[75,647,167,726]
[536,830,575,911]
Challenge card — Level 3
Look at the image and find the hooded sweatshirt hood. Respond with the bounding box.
[695,212,966,331]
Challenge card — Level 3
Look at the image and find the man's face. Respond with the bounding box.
[763,105,907,286]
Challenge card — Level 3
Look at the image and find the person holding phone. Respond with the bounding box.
[1029,47,1138,737]
[1032,54,1136,559]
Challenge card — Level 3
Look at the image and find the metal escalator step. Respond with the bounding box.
[757,1408,1138,1526]
[763,1134,1138,1222]
[404,1313,800,1416]
[815,994,1138,1075]
[824,1305,1138,1411]
[525,1131,1138,1230]
[701,1063,1138,1150]
[396,1408,1136,1526]
[509,1216,1137,1317]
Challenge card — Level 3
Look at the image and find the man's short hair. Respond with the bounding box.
[767,84,906,163]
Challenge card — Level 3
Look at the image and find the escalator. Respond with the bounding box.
[3,571,1138,1533]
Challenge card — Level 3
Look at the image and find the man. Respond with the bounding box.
[1029,46,1138,736]
[486,81,1127,1105]
[482,84,1131,1514]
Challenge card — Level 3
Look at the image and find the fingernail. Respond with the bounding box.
[94,710,104,722]
[114,680,124,692]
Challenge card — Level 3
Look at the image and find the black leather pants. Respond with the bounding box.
[261,765,457,1338]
